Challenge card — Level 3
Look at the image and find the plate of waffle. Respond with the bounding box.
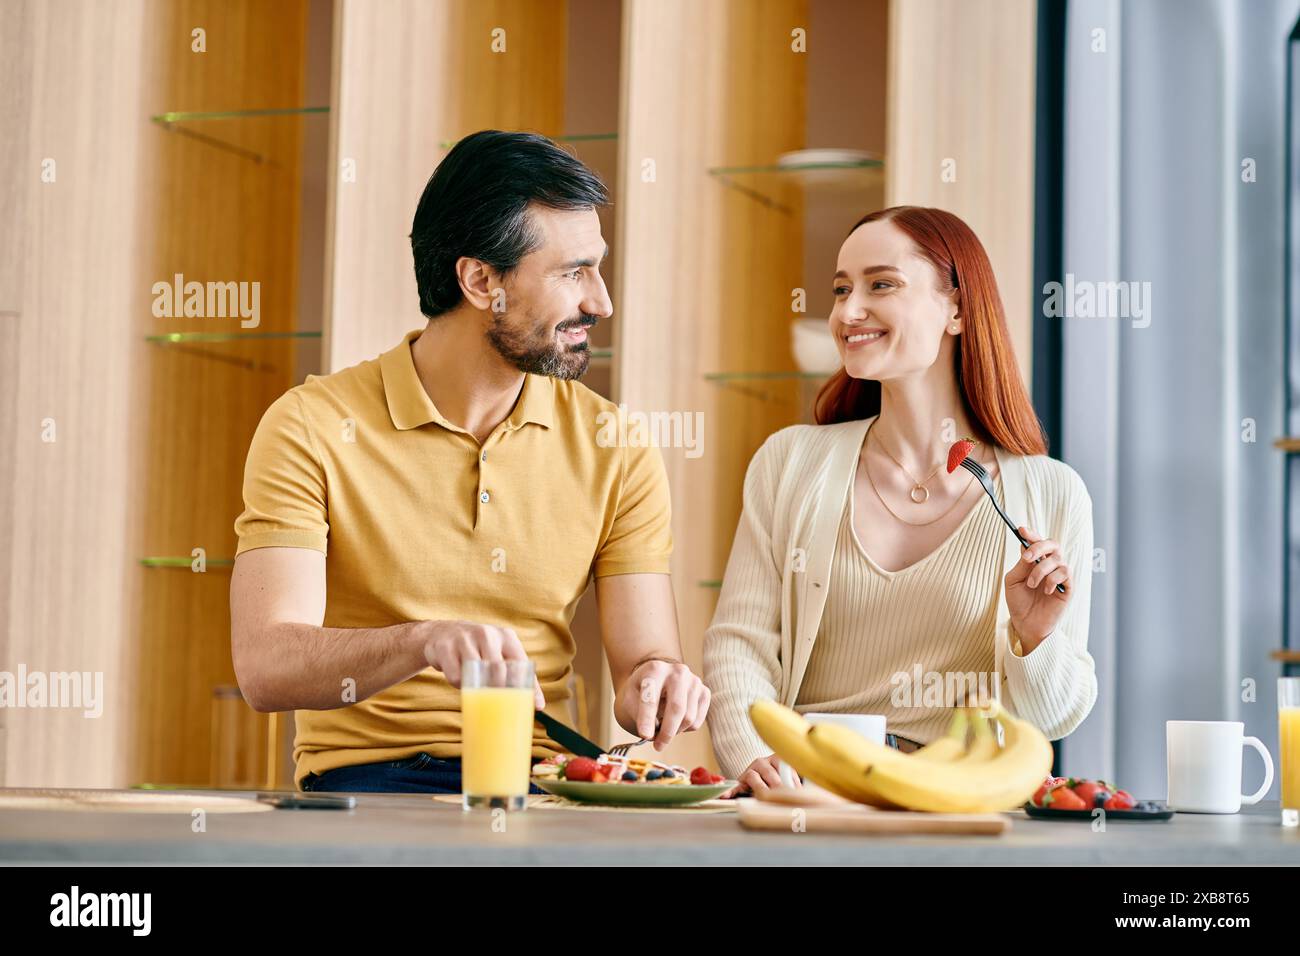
[531,754,734,806]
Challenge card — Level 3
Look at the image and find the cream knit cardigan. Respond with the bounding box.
[703,416,1098,778]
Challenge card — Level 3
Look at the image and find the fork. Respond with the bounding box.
[607,738,649,757]
[959,456,1067,594]
[608,723,662,757]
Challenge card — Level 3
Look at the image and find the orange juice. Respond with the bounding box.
[1281,706,1300,824]
[461,686,534,806]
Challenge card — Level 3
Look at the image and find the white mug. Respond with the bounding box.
[1166,720,1274,813]
[777,713,887,791]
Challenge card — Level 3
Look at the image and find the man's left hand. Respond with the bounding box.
[613,659,710,751]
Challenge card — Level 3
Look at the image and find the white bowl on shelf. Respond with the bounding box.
[776,149,883,192]
[791,318,842,374]
[776,148,879,169]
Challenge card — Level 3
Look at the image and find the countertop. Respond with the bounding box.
[1,789,1298,865]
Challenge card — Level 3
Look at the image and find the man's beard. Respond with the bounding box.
[486,310,597,380]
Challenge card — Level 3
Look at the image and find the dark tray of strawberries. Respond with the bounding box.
[1023,776,1173,820]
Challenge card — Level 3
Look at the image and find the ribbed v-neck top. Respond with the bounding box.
[795,472,1006,744]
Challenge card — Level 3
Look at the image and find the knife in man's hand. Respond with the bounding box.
[534,710,604,758]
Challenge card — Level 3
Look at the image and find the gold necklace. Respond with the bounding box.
[874,435,946,503]
[863,432,979,527]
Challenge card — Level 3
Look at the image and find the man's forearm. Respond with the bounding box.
[241,620,429,712]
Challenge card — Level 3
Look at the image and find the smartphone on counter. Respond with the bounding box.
[257,792,356,810]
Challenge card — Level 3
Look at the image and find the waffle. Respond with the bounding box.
[532,753,690,783]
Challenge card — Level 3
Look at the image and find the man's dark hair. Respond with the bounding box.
[410,130,609,318]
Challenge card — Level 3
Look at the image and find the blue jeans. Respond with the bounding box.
[300,752,548,794]
[885,733,921,753]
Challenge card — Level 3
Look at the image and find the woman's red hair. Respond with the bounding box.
[813,206,1047,456]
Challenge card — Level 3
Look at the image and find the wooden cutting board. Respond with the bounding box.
[0,789,273,814]
[738,797,1010,835]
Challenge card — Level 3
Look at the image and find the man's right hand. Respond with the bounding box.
[721,752,796,798]
[420,621,545,708]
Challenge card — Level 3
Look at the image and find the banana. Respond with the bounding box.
[951,707,999,764]
[889,702,1049,812]
[807,701,1053,814]
[768,711,922,807]
[909,709,969,763]
[748,700,902,808]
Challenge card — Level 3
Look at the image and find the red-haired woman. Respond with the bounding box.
[704,206,1097,796]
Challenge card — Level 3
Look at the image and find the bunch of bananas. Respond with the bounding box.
[749,699,1053,813]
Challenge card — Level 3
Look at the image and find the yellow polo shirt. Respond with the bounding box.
[234,328,672,788]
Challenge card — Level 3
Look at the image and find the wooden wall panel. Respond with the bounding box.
[326,0,569,373]
[562,0,623,737]
[132,0,313,786]
[802,0,889,320]
[615,0,808,769]
[886,0,1038,382]
[0,0,151,786]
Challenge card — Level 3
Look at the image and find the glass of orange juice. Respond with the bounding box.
[461,659,535,812]
[1280,677,1300,828]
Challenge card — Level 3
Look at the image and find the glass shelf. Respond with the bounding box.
[150,106,329,164]
[146,332,597,370]
[437,132,617,149]
[704,370,830,382]
[707,158,885,214]
[152,107,330,123]
[146,331,321,344]
[140,557,235,569]
[703,369,833,403]
[145,330,320,372]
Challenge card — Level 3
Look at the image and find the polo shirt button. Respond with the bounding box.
[480,491,490,504]
[481,452,487,462]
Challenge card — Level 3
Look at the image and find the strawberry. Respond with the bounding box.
[1105,791,1135,810]
[1032,775,1067,807]
[1045,786,1087,811]
[562,756,598,782]
[1072,780,1111,808]
[946,438,978,474]
[711,774,724,784]
[690,766,715,785]
[589,768,609,784]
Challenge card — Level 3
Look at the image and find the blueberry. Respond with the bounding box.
[660,769,675,779]
[646,769,662,780]
[1094,791,1109,807]
[621,771,638,782]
